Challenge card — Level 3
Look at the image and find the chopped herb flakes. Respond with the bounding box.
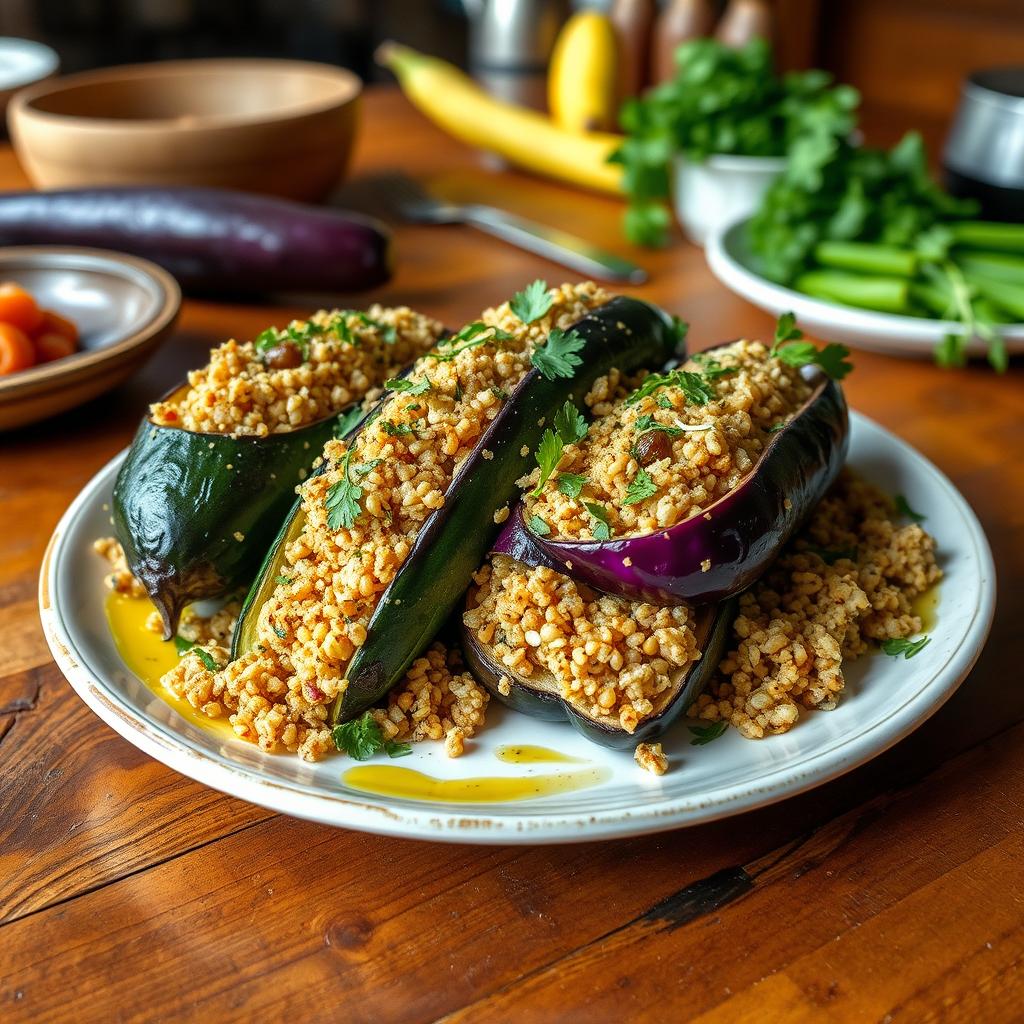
[627,368,716,407]
[173,636,221,672]
[584,501,612,540]
[528,514,551,536]
[428,322,513,362]
[332,711,412,760]
[385,376,430,395]
[556,473,587,498]
[635,414,683,438]
[770,312,853,380]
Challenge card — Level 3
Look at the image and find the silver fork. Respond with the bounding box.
[374,174,647,284]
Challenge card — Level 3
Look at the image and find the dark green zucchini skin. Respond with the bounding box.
[113,409,344,639]
[335,297,679,722]
[232,297,681,719]
[462,594,736,749]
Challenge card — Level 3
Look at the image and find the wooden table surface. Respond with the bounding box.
[2,87,1023,1024]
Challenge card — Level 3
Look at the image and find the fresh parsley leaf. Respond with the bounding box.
[254,327,281,353]
[584,501,612,540]
[384,740,413,758]
[554,400,588,444]
[381,421,413,437]
[325,449,363,530]
[881,635,931,659]
[690,356,737,380]
[689,721,728,745]
[532,429,564,497]
[335,406,364,438]
[556,473,587,498]
[528,514,551,536]
[332,711,386,760]
[385,376,430,395]
[671,316,689,347]
[893,494,925,523]
[635,414,683,438]
[772,311,803,349]
[272,625,287,639]
[491,386,510,401]
[275,575,293,586]
[531,328,586,381]
[767,421,787,434]
[655,394,674,410]
[622,467,658,506]
[353,459,382,476]
[510,279,553,324]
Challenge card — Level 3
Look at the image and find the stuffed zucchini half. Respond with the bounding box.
[493,336,850,605]
[231,284,682,729]
[113,306,444,637]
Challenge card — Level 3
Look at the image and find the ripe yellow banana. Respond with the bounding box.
[378,42,623,197]
[548,11,618,134]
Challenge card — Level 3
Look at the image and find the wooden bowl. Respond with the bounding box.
[0,247,180,430]
[7,59,361,202]
[0,38,59,124]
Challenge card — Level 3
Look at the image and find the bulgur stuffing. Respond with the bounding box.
[525,340,813,540]
[369,644,488,758]
[634,742,668,775]
[149,306,444,436]
[161,282,608,759]
[464,555,700,734]
[468,471,939,744]
[690,471,941,737]
[93,537,147,598]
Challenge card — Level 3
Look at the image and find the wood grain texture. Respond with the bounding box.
[0,86,1022,1023]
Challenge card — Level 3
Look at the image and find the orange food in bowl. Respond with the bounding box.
[0,281,80,375]
[0,282,43,334]
[0,322,35,374]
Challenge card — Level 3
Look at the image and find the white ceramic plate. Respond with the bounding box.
[40,413,995,844]
[706,218,1024,359]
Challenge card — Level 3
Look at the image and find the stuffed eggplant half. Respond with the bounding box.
[493,337,850,606]
[228,284,682,743]
[113,306,445,637]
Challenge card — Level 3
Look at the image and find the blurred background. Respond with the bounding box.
[4,0,1024,150]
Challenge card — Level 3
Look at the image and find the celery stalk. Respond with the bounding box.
[949,221,1024,253]
[795,271,910,314]
[954,251,1024,285]
[813,241,918,277]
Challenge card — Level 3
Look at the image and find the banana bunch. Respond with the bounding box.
[548,11,619,134]
[378,42,623,197]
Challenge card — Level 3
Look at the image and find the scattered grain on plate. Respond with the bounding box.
[690,471,941,738]
[634,742,668,775]
[93,537,148,598]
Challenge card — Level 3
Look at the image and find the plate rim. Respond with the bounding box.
[38,413,996,844]
[705,217,1024,356]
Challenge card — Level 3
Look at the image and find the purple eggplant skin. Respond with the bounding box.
[461,586,736,749]
[495,360,849,607]
[0,187,392,296]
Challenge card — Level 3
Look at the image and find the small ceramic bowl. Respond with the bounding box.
[7,58,361,202]
[0,247,180,430]
[673,152,786,246]
[0,38,59,123]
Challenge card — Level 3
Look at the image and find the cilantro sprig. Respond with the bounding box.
[325,448,377,530]
[333,711,412,760]
[626,369,716,407]
[385,376,430,395]
[510,279,554,324]
[532,400,588,497]
[556,473,588,498]
[769,313,853,380]
[531,328,586,381]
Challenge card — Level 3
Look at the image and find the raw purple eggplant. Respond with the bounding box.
[461,557,735,748]
[0,186,391,295]
[494,359,849,606]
